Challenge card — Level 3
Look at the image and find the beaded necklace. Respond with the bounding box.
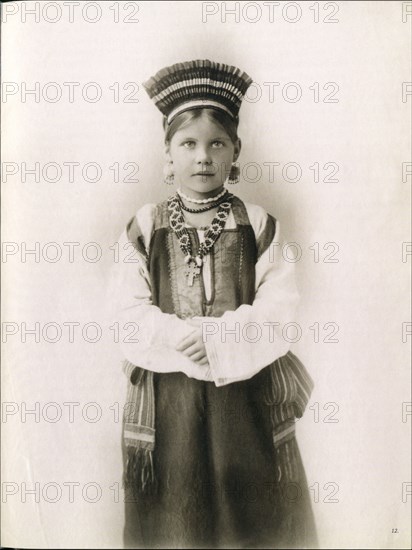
[177,187,227,204]
[176,190,229,213]
[167,192,234,286]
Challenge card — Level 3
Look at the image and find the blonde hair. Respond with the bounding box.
[164,108,239,145]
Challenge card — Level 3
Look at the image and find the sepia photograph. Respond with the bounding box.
[1,1,411,548]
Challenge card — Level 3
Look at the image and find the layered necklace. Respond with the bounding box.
[177,187,228,204]
[176,189,230,213]
[168,189,234,286]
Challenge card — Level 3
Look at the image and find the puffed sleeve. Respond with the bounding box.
[201,208,300,386]
[107,203,212,383]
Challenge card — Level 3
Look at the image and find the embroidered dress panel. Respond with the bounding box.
[185,210,237,301]
[149,197,256,320]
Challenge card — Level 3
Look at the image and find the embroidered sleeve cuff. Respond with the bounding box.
[204,338,227,386]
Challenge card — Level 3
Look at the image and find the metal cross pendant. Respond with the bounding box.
[184,261,201,287]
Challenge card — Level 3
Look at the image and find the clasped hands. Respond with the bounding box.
[175,316,208,367]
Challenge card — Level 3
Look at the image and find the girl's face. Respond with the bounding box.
[166,112,240,198]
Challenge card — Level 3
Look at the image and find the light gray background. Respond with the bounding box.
[1,1,411,548]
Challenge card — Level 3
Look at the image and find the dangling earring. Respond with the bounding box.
[227,162,240,185]
[163,161,174,185]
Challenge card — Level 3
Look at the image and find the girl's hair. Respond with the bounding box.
[163,108,239,145]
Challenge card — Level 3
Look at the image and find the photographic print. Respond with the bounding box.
[1,1,411,548]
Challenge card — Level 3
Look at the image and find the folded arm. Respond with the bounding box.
[107,204,212,382]
[200,216,300,386]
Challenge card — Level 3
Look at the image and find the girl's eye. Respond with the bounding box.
[182,141,196,148]
[212,141,224,148]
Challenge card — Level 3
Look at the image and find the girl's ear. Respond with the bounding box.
[233,138,241,162]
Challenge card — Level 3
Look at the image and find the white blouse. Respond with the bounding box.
[108,201,299,387]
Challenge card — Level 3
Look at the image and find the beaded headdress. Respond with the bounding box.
[143,59,253,124]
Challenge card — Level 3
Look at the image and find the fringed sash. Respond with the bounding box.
[123,363,156,494]
[264,352,315,483]
[123,351,314,493]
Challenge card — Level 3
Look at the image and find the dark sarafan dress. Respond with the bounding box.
[122,198,318,549]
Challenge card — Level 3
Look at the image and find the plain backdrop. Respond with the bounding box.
[1,1,411,548]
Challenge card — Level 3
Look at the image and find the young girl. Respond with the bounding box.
[111,60,317,549]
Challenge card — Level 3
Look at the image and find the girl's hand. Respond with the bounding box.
[175,327,208,366]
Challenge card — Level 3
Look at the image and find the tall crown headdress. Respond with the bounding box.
[143,59,253,124]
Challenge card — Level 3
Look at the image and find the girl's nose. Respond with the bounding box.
[195,146,212,164]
